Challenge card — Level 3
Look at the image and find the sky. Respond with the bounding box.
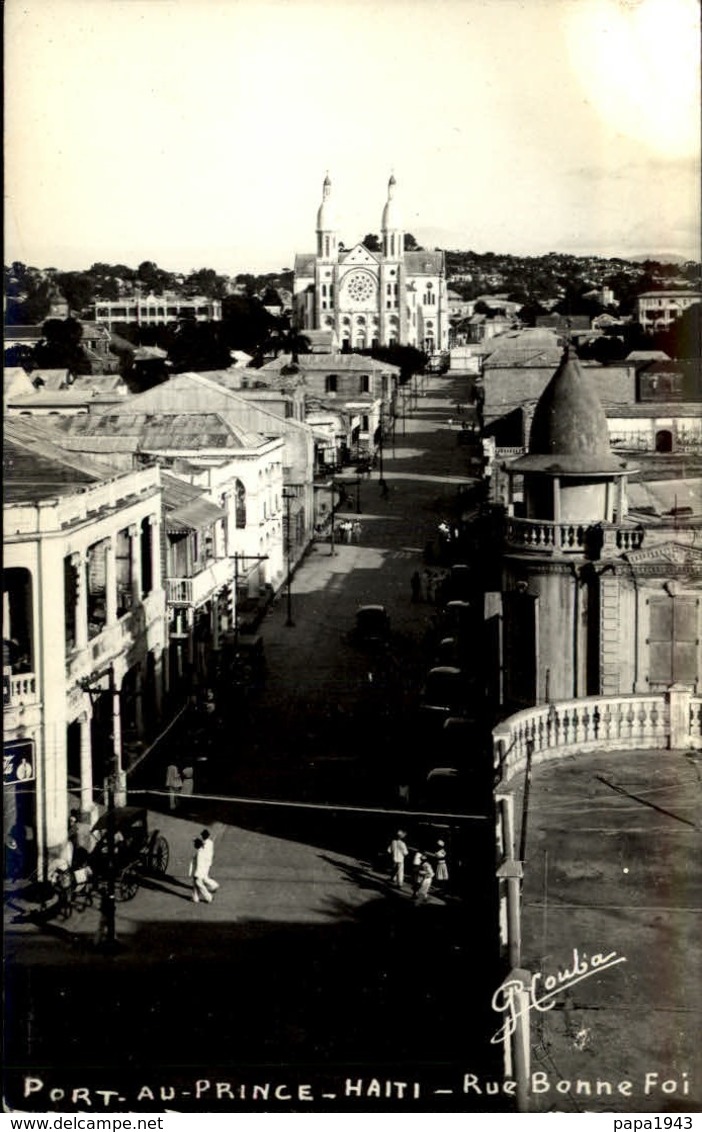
[5,0,701,276]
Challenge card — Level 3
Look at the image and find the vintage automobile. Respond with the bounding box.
[419,666,473,718]
[89,806,169,902]
[353,604,391,647]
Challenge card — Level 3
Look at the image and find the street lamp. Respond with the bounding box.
[79,670,120,953]
[354,475,362,514]
[282,487,296,627]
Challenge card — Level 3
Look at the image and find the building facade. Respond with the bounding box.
[4,465,166,876]
[94,294,222,330]
[293,175,448,355]
[636,291,701,332]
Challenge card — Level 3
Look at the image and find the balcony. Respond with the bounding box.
[166,556,234,609]
[4,671,38,708]
[3,671,40,732]
[504,516,645,556]
[493,689,701,783]
[65,590,165,685]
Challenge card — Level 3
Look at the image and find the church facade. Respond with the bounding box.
[293,175,448,355]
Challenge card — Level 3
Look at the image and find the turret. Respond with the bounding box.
[316,173,338,262]
[381,175,404,260]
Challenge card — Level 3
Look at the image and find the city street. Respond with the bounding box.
[4,372,506,1113]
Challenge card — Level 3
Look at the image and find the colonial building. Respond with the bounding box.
[4,440,166,876]
[93,293,222,330]
[293,175,448,355]
[636,290,701,332]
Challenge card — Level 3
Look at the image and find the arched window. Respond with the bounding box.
[655,430,673,453]
[235,479,246,528]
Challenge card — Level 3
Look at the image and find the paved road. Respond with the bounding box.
[5,372,507,1113]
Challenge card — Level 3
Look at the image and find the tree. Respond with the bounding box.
[404,233,422,251]
[35,317,91,374]
[362,233,382,252]
[57,272,95,314]
[184,268,228,299]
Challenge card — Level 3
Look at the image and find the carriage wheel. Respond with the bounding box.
[150,834,169,874]
[116,868,139,902]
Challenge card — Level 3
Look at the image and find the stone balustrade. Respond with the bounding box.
[4,672,38,707]
[493,689,702,783]
[504,517,645,556]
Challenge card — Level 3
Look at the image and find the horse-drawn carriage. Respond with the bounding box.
[51,807,169,916]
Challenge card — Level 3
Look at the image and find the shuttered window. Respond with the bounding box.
[649,596,699,686]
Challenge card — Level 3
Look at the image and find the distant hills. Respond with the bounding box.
[622,253,691,265]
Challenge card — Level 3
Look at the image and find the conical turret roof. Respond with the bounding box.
[512,347,628,475]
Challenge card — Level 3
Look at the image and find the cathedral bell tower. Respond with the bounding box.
[381,174,404,260]
[316,173,338,262]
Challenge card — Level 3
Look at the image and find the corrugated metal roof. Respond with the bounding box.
[166,497,226,533]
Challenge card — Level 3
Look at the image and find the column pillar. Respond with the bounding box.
[128,524,143,604]
[72,552,88,650]
[617,475,627,521]
[668,684,692,750]
[78,710,94,818]
[105,537,117,624]
[552,476,561,525]
[148,514,160,595]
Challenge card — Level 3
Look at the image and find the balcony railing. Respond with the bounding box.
[504,517,645,555]
[166,557,234,609]
[493,690,702,783]
[3,671,38,708]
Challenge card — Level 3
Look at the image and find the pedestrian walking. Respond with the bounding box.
[387,830,408,887]
[353,520,362,543]
[414,855,435,902]
[199,828,220,895]
[343,520,353,544]
[434,840,449,884]
[410,570,422,602]
[189,837,213,903]
[166,764,182,811]
[379,479,389,500]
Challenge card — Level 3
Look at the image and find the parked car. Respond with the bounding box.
[353,604,391,646]
[419,666,473,718]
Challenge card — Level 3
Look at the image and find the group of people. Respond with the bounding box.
[410,568,449,605]
[165,763,195,810]
[387,830,449,903]
[337,519,362,544]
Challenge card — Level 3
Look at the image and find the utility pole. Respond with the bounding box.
[80,671,119,952]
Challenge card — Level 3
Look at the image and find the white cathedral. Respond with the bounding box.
[293,175,448,354]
